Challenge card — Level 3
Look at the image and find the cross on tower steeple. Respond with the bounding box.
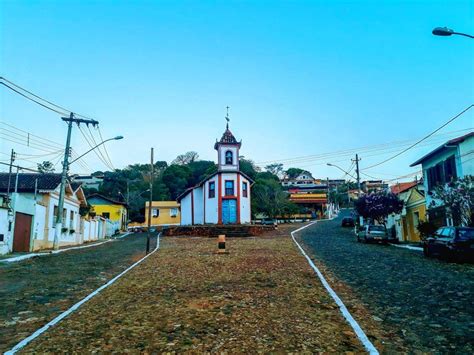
[225,106,230,129]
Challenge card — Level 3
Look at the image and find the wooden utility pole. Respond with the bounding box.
[146,147,154,254]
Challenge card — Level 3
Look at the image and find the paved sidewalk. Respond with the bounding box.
[19,225,383,353]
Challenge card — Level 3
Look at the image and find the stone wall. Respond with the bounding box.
[162,224,275,237]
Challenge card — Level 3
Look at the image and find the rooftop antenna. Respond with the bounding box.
[225,106,230,129]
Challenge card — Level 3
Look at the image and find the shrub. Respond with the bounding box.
[417,220,437,240]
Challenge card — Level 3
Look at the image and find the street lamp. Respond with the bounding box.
[327,163,357,206]
[69,136,124,165]
[432,27,474,39]
[53,135,124,250]
[326,163,357,180]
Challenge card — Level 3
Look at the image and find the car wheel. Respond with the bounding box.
[363,236,368,244]
[423,245,431,257]
[357,236,361,243]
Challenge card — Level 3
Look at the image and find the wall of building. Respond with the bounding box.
[193,187,204,225]
[0,207,9,255]
[240,176,251,223]
[180,193,193,225]
[89,202,126,230]
[204,176,218,224]
[218,146,239,171]
[144,202,181,226]
[458,136,474,176]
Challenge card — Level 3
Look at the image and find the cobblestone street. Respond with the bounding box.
[0,233,157,353]
[298,211,474,353]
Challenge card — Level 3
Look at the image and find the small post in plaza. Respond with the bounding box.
[217,234,227,254]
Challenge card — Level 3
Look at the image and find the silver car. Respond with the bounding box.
[357,225,394,243]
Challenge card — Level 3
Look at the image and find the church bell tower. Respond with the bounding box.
[214,107,241,172]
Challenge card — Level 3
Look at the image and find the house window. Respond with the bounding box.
[69,211,74,229]
[63,208,67,221]
[426,155,458,192]
[225,180,234,196]
[152,208,159,218]
[225,150,233,165]
[53,206,58,220]
[102,212,110,219]
[170,208,178,217]
[243,181,248,197]
[209,181,216,198]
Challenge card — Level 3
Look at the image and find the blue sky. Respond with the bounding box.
[1,0,472,181]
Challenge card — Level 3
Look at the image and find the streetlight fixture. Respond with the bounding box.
[326,163,358,180]
[432,27,474,39]
[53,135,124,250]
[69,136,124,165]
[327,163,358,206]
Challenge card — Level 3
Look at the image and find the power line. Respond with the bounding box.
[255,128,473,166]
[0,77,94,119]
[0,121,63,148]
[362,104,473,170]
[0,81,68,115]
[97,126,115,170]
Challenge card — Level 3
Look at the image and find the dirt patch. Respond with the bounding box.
[21,224,372,353]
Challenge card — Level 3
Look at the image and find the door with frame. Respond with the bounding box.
[13,212,33,252]
[222,199,237,224]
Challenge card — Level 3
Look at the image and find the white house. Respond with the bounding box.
[0,173,95,255]
[178,124,253,225]
[410,131,473,226]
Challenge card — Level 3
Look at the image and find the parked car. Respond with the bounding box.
[341,217,355,227]
[260,218,277,226]
[357,224,396,244]
[423,227,474,262]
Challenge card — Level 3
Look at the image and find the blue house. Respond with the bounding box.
[410,132,473,226]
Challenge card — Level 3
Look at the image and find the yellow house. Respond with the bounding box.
[402,188,427,242]
[87,194,128,231]
[145,201,180,226]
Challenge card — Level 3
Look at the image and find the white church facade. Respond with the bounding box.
[177,124,253,225]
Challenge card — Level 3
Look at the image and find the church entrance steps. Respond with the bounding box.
[162,224,275,237]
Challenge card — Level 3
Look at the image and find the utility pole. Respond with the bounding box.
[53,113,99,250]
[353,154,362,196]
[353,153,363,226]
[6,149,16,208]
[146,147,154,254]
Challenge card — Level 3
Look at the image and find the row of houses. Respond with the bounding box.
[0,173,128,255]
[388,132,473,242]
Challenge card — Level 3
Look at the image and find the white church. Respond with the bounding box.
[177,123,252,225]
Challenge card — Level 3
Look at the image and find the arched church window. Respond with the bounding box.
[225,150,233,165]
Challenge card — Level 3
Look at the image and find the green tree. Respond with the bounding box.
[171,151,199,165]
[285,168,305,179]
[239,158,259,180]
[161,164,192,199]
[431,175,474,226]
[265,163,284,177]
[37,160,55,173]
[251,176,296,218]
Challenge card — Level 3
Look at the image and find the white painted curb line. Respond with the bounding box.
[291,222,379,355]
[1,233,132,264]
[390,243,423,252]
[5,233,161,354]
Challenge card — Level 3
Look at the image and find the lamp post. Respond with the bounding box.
[53,135,123,250]
[327,163,357,206]
[432,27,474,39]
